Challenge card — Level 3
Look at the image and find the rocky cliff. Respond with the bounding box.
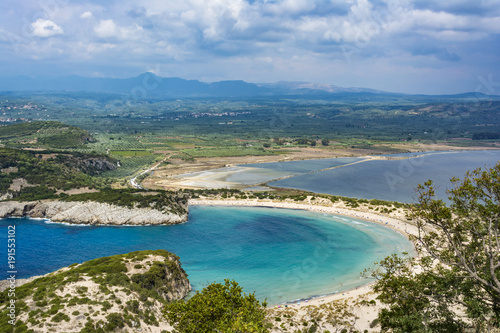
[0,250,191,332]
[0,200,188,225]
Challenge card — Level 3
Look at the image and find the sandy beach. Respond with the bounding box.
[190,197,419,242]
[190,197,418,332]
[172,166,259,189]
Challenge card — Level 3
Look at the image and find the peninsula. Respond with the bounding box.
[0,200,187,226]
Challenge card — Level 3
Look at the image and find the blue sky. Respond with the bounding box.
[0,0,499,94]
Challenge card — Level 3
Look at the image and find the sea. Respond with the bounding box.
[0,205,412,305]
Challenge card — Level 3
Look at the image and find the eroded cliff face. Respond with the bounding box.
[0,200,188,225]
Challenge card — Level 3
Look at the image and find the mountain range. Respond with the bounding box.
[0,73,498,100]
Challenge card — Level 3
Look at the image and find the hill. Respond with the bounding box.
[0,121,95,149]
[0,147,116,200]
[0,74,272,98]
[0,250,191,332]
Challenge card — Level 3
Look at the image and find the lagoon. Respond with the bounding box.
[182,150,500,201]
[268,150,500,202]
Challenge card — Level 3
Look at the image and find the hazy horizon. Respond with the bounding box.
[1,0,499,95]
[1,72,500,97]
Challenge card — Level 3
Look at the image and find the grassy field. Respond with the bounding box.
[110,150,154,157]
[181,147,284,158]
[102,154,160,178]
[0,121,93,149]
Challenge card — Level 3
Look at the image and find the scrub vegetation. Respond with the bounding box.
[0,250,190,333]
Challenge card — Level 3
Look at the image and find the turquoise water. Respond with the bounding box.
[0,206,412,305]
[269,150,500,202]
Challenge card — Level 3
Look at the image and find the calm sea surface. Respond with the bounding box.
[268,150,500,202]
[0,206,412,305]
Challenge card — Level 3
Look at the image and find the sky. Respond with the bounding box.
[0,0,499,94]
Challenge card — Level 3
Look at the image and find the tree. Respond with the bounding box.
[164,279,270,333]
[369,253,466,332]
[321,139,330,146]
[296,138,309,145]
[273,137,284,145]
[369,163,500,332]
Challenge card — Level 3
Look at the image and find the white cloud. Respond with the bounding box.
[265,0,316,15]
[81,11,93,19]
[385,8,500,42]
[406,10,467,30]
[93,19,145,41]
[85,42,117,53]
[94,19,117,38]
[1,0,498,94]
[31,19,64,38]
[425,30,488,42]
[349,0,373,21]
[478,16,500,34]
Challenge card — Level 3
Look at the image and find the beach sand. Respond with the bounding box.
[190,197,418,332]
[190,197,419,241]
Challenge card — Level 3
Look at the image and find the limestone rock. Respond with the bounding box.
[0,200,188,225]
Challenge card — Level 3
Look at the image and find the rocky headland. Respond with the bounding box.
[0,200,188,225]
[0,250,191,332]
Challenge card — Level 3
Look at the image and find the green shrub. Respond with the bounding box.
[104,313,125,331]
[51,312,70,323]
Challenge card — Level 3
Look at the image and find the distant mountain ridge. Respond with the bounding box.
[0,73,272,98]
[0,73,498,100]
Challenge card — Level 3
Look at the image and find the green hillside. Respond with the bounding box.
[0,147,116,200]
[0,121,94,149]
[0,250,191,333]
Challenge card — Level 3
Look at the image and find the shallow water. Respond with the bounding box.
[241,157,361,173]
[0,206,412,305]
[269,150,500,202]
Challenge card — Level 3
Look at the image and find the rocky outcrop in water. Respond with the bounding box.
[0,200,187,225]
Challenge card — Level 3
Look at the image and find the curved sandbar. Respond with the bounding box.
[189,197,418,308]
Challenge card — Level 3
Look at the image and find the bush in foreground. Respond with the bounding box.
[164,279,270,333]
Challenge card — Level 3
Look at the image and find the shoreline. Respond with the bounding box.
[4,198,417,306]
[0,200,188,226]
[189,198,418,240]
[189,197,418,309]
[153,148,499,191]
